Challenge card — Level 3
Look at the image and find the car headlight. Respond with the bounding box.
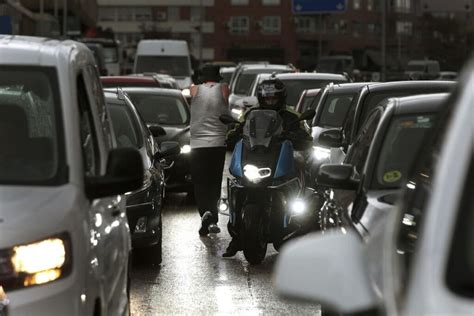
[180,144,191,154]
[312,146,331,160]
[243,164,272,183]
[289,199,307,215]
[1,234,72,290]
[231,108,243,117]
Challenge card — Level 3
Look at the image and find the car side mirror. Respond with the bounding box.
[318,128,343,148]
[86,148,143,199]
[149,125,167,138]
[155,141,180,160]
[299,109,316,122]
[275,231,378,313]
[317,163,360,190]
[220,114,239,125]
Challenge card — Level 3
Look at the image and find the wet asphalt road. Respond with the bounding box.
[130,155,321,315]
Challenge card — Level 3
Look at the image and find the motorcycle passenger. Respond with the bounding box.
[223,78,312,257]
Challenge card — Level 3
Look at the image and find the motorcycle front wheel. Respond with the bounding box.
[242,204,267,265]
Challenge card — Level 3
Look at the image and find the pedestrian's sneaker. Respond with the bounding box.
[199,211,213,236]
[208,223,220,234]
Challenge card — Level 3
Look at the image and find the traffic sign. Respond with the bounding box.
[292,0,347,14]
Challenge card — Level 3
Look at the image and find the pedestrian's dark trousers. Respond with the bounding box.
[190,146,226,223]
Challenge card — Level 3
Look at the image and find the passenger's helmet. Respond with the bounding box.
[256,78,287,111]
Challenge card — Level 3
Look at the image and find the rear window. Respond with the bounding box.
[0,66,66,185]
[135,56,190,77]
[318,92,356,128]
[128,93,190,126]
[281,79,346,108]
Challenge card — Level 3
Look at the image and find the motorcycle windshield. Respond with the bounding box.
[243,110,282,149]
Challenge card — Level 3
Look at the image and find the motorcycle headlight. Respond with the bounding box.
[1,234,72,290]
[231,108,243,117]
[243,164,272,183]
[180,144,191,154]
[312,146,331,160]
[289,199,307,215]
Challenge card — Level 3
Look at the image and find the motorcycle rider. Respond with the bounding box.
[223,77,312,257]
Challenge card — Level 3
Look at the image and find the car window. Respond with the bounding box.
[374,114,436,189]
[107,101,142,149]
[318,92,355,128]
[446,155,474,298]
[281,79,346,108]
[0,66,65,185]
[344,107,383,175]
[128,93,189,125]
[235,73,259,95]
[77,75,101,177]
[135,56,191,77]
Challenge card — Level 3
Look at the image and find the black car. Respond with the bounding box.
[318,80,456,161]
[316,93,448,236]
[104,90,179,265]
[120,87,192,193]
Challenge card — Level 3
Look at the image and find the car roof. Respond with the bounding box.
[327,82,374,93]
[366,80,455,93]
[118,87,184,97]
[241,64,293,71]
[101,76,158,84]
[389,93,449,115]
[0,35,94,67]
[275,72,348,80]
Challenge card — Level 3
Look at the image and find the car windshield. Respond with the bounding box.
[318,92,356,128]
[128,93,189,125]
[318,59,345,73]
[107,102,142,148]
[406,64,426,72]
[221,72,233,84]
[235,73,260,95]
[281,79,344,108]
[0,67,64,185]
[103,47,119,63]
[135,56,191,77]
[374,114,436,189]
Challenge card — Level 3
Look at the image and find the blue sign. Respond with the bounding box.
[0,16,12,35]
[292,0,347,14]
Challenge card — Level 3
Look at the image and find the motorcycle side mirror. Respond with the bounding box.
[220,114,239,125]
[317,163,360,190]
[155,141,180,160]
[318,128,343,148]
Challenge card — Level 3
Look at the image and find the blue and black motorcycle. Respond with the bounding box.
[221,109,317,264]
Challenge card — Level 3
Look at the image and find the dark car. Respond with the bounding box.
[104,90,179,265]
[120,87,192,193]
[316,93,448,236]
[307,82,373,184]
[318,80,456,162]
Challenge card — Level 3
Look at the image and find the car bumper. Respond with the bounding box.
[165,154,192,192]
[8,274,86,316]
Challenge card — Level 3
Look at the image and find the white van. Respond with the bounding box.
[0,36,143,315]
[134,39,193,89]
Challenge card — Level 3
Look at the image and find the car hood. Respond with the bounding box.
[151,124,190,144]
[0,184,80,248]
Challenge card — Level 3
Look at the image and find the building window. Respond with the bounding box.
[295,16,316,33]
[333,20,348,34]
[190,6,203,22]
[367,0,374,11]
[394,0,411,13]
[396,21,412,35]
[167,6,180,21]
[367,23,377,34]
[353,21,364,37]
[262,0,280,5]
[117,7,133,21]
[99,7,116,21]
[231,0,249,5]
[229,16,249,34]
[353,0,361,10]
[135,8,152,22]
[261,16,281,34]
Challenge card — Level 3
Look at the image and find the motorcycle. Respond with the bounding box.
[220,109,318,264]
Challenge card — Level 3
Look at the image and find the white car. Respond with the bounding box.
[275,60,473,315]
[0,36,143,315]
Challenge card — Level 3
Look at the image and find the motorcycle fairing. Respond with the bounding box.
[243,110,282,150]
[229,139,243,178]
[274,140,296,179]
